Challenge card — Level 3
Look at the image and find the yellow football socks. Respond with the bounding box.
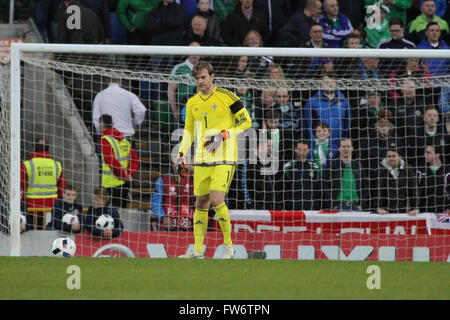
[213,202,233,246]
[193,207,209,254]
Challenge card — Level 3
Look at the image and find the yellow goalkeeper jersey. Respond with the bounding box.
[179,86,252,165]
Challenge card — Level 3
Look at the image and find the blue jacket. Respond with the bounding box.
[178,0,197,18]
[304,90,351,151]
[319,12,353,48]
[416,39,450,76]
[83,205,124,238]
[418,0,447,18]
[439,86,450,114]
[47,199,83,233]
[151,175,167,221]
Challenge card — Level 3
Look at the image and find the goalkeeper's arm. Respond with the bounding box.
[178,101,195,158]
[227,101,252,138]
[203,102,252,152]
[177,102,195,176]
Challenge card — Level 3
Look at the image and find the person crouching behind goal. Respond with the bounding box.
[177,62,252,259]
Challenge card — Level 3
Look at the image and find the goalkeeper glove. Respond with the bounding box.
[203,130,229,153]
[176,152,189,177]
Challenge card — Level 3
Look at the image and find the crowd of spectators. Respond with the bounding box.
[1,0,449,217]
[1,1,447,48]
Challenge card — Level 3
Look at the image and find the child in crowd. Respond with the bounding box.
[309,122,337,177]
[47,185,83,233]
[84,187,124,239]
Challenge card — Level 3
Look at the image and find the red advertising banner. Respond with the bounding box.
[219,210,432,235]
[75,231,449,262]
[75,210,450,261]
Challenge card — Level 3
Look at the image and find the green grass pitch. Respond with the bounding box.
[0,257,448,300]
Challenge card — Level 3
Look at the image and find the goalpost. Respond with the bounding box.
[3,43,450,260]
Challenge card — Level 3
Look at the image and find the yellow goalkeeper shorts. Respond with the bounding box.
[193,164,235,196]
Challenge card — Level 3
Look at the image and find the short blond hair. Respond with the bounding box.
[192,61,214,77]
[243,30,263,47]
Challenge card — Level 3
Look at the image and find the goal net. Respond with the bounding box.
[2,43,449,261]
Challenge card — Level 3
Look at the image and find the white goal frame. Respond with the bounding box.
[9,43,450,256]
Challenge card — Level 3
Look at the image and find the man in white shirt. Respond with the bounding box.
[93,78,147,138]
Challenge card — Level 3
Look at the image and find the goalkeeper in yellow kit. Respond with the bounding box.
[177,62,252,259]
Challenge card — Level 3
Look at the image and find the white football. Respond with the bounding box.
[52,237,76,258]
[62,213,79,225]
[95,214,114,230]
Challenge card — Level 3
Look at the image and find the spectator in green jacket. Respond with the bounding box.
[212,0,236,23]
[364,3,391,48]
[365,0,411,28]
[116,0,160,45]
[407,0,449,45]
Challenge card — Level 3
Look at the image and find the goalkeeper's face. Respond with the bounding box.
[195,68,215,95]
